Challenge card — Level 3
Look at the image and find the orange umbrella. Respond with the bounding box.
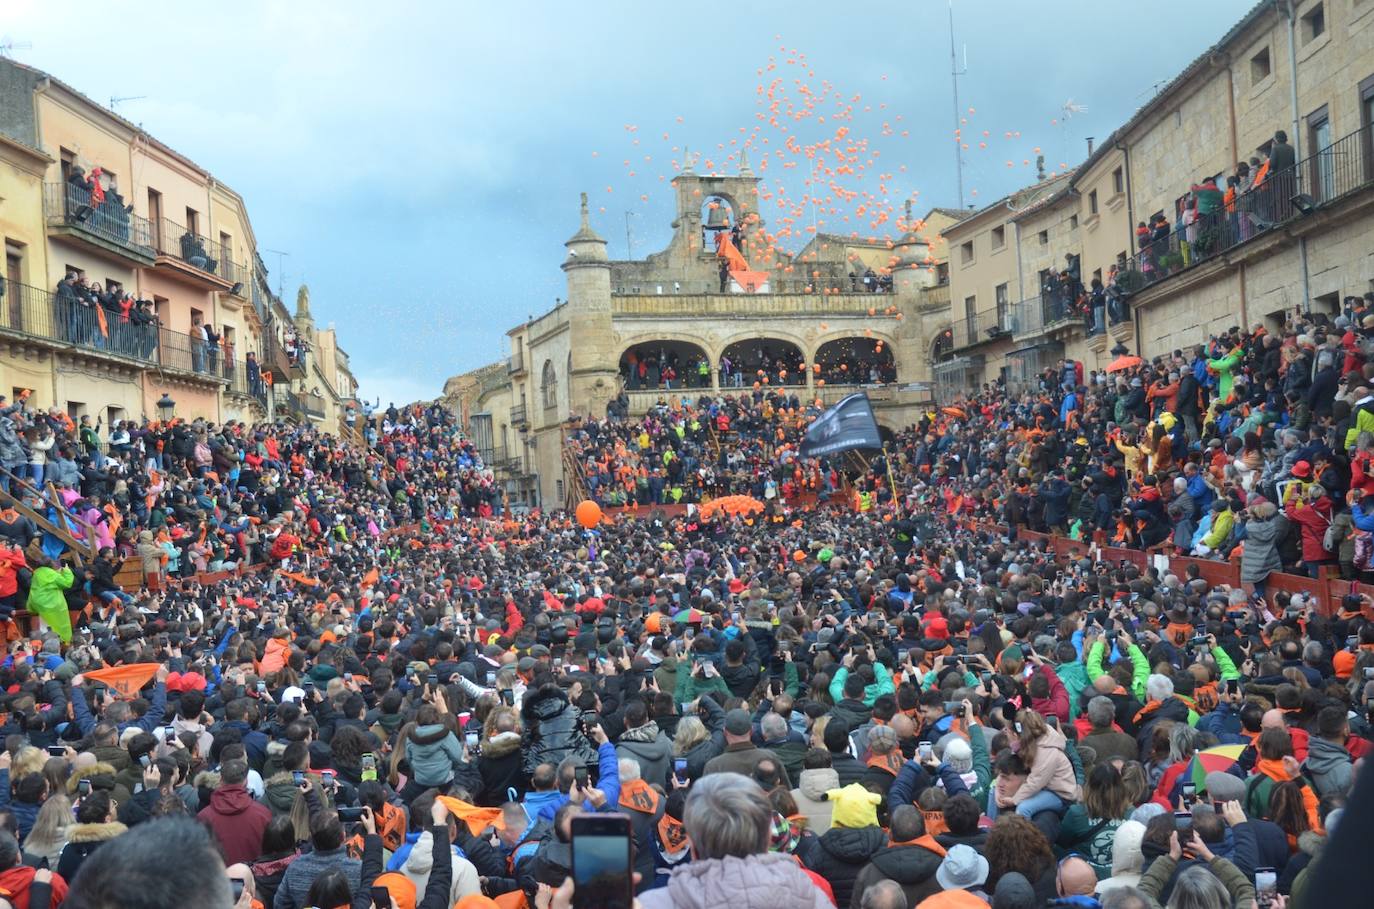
[1106,354,1143,373]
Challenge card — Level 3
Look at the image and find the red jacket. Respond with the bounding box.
[0,866,68,909]
[198,783,272,866]
[1029,664,1069,724]
[1284,496,1333,562]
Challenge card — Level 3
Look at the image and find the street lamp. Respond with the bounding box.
[156,393,176,421]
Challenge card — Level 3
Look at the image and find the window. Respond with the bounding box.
[148,189,163,249]
[66,401,87,420]
[1088,190,1098,215]
[1250,47,1272,84]
[1038,230,1049,245]
[935,262,949,285]
[5,243,22,326]
[1117,251,1127,267]
[959,240,974,264]
[541,360,557,409]
[1360,73,1374,182]
[1301,3,1325,42]
[1068,214,1079,229]
[185,207,199,237]
[995,283,1009,325]
[1092,268,1103,285]
[219,231,232,259]
[1307,104,1333,200]
[991,225,1005,249]
[106,406,125,428]
[963,296,977,340]
[1112,167,1124,194]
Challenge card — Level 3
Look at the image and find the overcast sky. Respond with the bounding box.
[7,0,1254,404]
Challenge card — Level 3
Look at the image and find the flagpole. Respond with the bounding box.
[882,442,899,504]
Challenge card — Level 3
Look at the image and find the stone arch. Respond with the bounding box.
[931,324,955,364]
[540,359,557,410]
[619,339,711,390]
[814,336,897,384]
[720,336,806,387]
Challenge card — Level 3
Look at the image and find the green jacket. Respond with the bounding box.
[27,566,74,642]
[1056,661,1090,719]
[1085,639,1150,704]
[1211,644,1241,681]
[1139,855,1254,909]
[828,663,895,707]
[673,667,729,706]
[966,723,993,810]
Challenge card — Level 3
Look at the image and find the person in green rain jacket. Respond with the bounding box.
[1207,347,1243,403]
[28,559,74,642]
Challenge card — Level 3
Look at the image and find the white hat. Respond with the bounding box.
[280,686,305,705]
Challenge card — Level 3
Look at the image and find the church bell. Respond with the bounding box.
[704,204,730,231]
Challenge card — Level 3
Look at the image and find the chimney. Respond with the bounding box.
[1086,136,1095,156]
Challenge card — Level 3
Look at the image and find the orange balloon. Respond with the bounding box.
[575,500,602,529]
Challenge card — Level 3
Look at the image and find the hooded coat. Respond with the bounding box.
[520,686,597,775]
[796,825,887,908]
[616,722,673,788]
[850,839,947,909]
[1305,736,1354,797]
[475,730,526,806]
[392,829,481,906]
[198,783,272,866]
[792,767,840,831]
[1241,515,1288,583]
[638,852,833,909]
[55,820,127,883]
[403,724,463,788]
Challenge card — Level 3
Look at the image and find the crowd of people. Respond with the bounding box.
[573,393,836,506]
[0,290,1367,909]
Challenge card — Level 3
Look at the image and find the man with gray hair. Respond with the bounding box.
[639,773,831,908]
[1080,696,1138,767]
[1099,885,1151,909]
[859,879,907,909]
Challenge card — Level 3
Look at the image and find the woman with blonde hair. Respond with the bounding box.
[22,793,70,868]
[671,715,715,782]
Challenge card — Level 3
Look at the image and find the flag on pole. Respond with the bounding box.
[800,393,883,459]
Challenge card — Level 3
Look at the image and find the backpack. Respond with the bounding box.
[1323,515,1342,555]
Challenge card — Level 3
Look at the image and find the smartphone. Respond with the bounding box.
[427,673,439,687]
[1226,678,1240,695]
[917,741,933,762]
[46,745,65,757]
[371,886,391,909]
[164,724,177,742]
[574,766,590,789]
[338,806,366,822]
[361,754,376,772]
[500,688,515,707]
[256,680,267,694]
[231,879,246,903]
[138,754,151,769]
[292,770,305,786]
[1255,868,1277,908]
[554,657,564,670]
[980,671,992,686]
[486,671,497,687]
[1181,781,1196,806]
[344,672,353,682]
[673,758,688,783]
[78,778,91,797]
[571,814,633,909]
[464,731,479,750]
[302,678,314,690]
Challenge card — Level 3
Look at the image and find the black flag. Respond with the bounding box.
[800,393,883,458]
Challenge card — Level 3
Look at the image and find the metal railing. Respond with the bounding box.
[1119,126,1374,297]
[296,392,327,419]
[226,362,269,403]
[950,307,1013,349]
[0,281,238,381]
[151,218,244,283]
[43,183,156,259]
[510,403,528,426]
[507,352,525,374]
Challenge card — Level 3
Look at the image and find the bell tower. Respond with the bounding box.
[664,150,766,281]
[562,193,617,419]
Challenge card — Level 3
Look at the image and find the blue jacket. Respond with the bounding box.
[531,743,621,822]
[385,829,465,872]
[72,681,167,737]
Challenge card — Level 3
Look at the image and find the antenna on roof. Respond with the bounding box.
[0,37,33,58]
[109,95,147,112]
[947,0,967,210]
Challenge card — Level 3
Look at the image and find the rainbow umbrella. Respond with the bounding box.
[1190,744,1247,792]
[673,608,705,625]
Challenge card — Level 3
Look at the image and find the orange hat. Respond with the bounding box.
[645,612,663,633]
[373,873,415,909]
[793,550,806,562]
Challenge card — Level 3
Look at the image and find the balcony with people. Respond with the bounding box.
[43,166,156,265]
[150,218,242,292]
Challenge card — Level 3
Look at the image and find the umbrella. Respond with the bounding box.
[941,406,967,420]
[672,608,705,624]
[1105,353,1143,373]
[1189,744,1247,791]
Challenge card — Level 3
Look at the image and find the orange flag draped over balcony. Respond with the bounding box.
[85,663,159,700]
[95,305,109,339]
[89,167,106,207]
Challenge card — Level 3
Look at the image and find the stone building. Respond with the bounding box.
[933,0,1374,398]
[449,159,962,509]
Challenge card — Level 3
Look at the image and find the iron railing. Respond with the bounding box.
[510,403,528,426]
[507,352,525,374]
[150,218,245,284]
[226,362,268,403]
[296,392,327,419]
[1119,126,1374,297]
[611,278,895,295]
[43,183,156,260]
[950,307,1013,349]
[0,281,232,381]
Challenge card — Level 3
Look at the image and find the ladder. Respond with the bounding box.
[560,429,592,510]
[0,468,97,563]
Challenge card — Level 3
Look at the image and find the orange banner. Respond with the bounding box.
[84,663,159,700]
[436,796,504,835]
[361,568,379,588]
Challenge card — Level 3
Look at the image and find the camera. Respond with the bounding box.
[944,701,965,717]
